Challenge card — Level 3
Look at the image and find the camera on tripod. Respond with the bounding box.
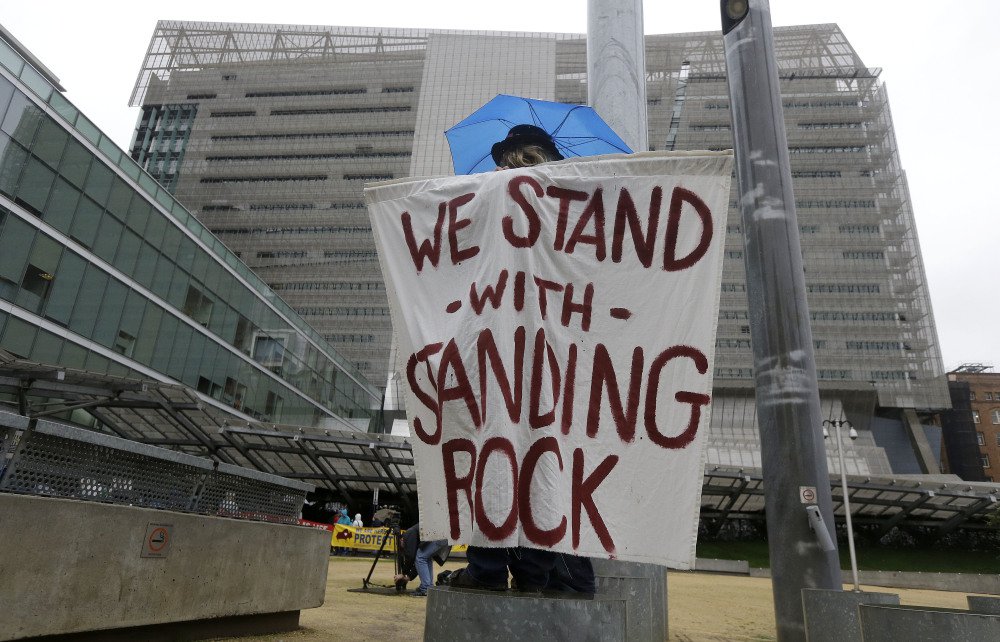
[362,505,405,592]
[372,505,401,528]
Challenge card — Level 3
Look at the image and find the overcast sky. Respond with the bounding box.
[4,1,998,372]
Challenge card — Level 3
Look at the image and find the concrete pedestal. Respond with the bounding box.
[859,604,1000,641]
[801,588,899,642]
[423,586,627,641]
[592,559,668,642]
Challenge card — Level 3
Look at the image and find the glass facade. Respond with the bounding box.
[0,35,380,428]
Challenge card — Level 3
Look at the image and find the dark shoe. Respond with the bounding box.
[510,576,545,593]
[447,567,508,591]
[411,589,427,597]
[436,570,453,586]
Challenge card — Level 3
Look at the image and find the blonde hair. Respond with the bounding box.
[500,144,558,169]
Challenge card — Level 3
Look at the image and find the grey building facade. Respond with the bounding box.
[128,22,949,474]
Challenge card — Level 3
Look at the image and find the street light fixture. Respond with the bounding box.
[823,418,860,591]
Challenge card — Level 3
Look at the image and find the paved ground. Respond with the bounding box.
[215,557,981,641]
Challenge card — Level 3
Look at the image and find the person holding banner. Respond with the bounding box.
[490,123,564,170]
[368,103,730,594]
[334,508,353,556]
[444,124,596,595]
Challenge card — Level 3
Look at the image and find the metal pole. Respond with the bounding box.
[827,419,860,591]
[720,1,841,639]
[587,0,648,152]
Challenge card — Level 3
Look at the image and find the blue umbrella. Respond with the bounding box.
[445,94,633,175]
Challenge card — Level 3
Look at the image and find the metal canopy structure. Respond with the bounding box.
[701,467,999,538]
[2,354,998,534]
[0,353,416,509]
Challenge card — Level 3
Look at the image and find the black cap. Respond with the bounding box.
[490,124,564,165]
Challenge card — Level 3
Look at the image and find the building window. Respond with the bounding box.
[253,335,286,369]
[977,432,986,446]
[264,391,283,419]
[995,434,1000,447]
[993,409,1000,425]
[987,392,994,401]
[19,263,54,312]
[113,330,136,357]
[182,285,213,327]
[223,377,246,410]
[197,376,221,399]
[982,454,991,469]
[970,391,976,400]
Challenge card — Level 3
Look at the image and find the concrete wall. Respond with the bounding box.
[748,567,1000,595]
[850,570,1000,594]
[694,558,751,574]
[0,493,329,640]
[410,32,557,177]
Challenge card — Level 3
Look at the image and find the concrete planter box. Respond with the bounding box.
[0,494,329,640]
[424,586,627,641]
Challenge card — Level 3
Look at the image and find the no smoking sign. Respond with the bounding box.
[141,523,173,558]
[799,486,817,504]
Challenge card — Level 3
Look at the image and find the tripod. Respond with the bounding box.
[362,522,404,591]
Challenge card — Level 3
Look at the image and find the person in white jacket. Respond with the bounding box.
[352,513,364,528]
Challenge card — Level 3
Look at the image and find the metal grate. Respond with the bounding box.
[200,463,307,524]
[1,428,205,511]
[0,414,311,524]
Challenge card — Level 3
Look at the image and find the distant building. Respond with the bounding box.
[944,365,1000,481]
[0,24,380,431]
[128,21,950,474]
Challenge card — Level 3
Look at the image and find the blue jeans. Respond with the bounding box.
[416,540,446,592]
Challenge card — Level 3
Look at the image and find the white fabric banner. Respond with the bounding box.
[365,151,732,568]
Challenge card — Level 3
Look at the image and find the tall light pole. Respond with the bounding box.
[587,0,648,152]
[824,419,860,591]
[721,1,841,638]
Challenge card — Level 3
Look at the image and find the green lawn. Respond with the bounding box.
[696,540,1000,574]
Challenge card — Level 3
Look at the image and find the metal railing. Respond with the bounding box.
[0,410,312,524]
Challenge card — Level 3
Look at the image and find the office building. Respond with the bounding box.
[943,366,1000,481]
[128,22,950,474]
[0,24,380,432]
